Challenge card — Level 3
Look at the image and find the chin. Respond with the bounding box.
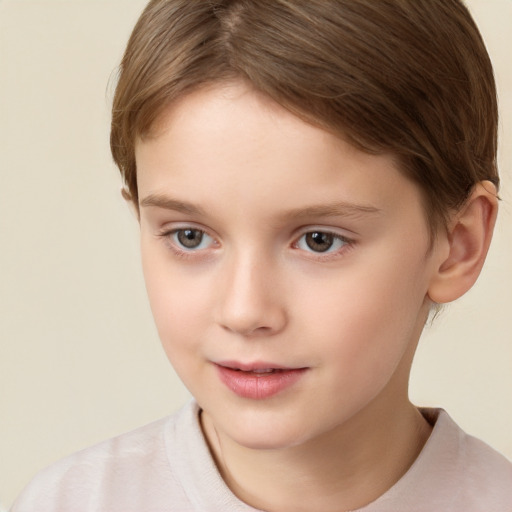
[217,411,320,451]
[231,429,305,451]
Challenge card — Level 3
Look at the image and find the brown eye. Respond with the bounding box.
[296,231,349,255]
[304,231,335,252]
[175,229,206,249]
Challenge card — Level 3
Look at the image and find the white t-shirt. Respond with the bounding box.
[11,402,512,512]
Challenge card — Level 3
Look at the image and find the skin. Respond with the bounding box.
[134,81,496,511]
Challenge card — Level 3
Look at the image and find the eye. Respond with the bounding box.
[296,231,348,253]
[172,228,214,250]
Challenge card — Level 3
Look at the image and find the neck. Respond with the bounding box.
[201,394,432,512]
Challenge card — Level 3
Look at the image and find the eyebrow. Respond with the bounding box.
[140,194,207,216]
[140,193,381,219]
[283,202,381,220]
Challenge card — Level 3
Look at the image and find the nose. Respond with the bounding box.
[215,251,288,337]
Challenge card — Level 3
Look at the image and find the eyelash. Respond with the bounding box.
[156,227,355,261]
[293,230,354,260]
[156,227,217,260]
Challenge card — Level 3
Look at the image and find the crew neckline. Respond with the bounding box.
[164,402,453,512]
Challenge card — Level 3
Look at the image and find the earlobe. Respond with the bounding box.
[121,187,140,222]
[427,181,498,304]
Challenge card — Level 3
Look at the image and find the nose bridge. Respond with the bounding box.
[216,245,286,336]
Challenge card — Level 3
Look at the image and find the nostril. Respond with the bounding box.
[221,322,275,337]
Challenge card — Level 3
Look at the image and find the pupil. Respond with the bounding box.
[178,229,203,249]
[306,232,333,252]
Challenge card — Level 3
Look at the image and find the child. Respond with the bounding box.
[11,0,512,511]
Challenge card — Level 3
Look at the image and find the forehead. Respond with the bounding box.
[142,81,340,169]
[135,82,427,231]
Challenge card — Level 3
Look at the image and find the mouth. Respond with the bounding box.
[224,368,286,376]
[214,361,308,399]
[244,368,281,374]
[216,361,300,372]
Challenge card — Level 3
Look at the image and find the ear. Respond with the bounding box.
[121,187,140,222]
[427,181,498,304]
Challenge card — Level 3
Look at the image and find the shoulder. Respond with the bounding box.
[360,408,512,512]
[417,409,512,510]
[449,414,512,508]
[10,404,196,512]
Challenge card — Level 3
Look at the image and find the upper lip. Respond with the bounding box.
[215,360,303,371]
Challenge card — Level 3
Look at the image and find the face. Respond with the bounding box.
[136,82,442,451]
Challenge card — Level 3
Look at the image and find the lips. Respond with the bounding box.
[215,361,307,399]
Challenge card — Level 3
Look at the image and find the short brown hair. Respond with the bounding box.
[110,0,498,235]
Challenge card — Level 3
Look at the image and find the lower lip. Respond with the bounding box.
[216,365,307,400]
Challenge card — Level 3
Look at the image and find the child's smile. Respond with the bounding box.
[135,81,442,455]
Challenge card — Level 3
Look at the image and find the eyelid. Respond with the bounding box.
[293,225,355,241]
[172,228,214,251]
[157,221,216,239]
[156,223,220,257]
[292,227,356,258]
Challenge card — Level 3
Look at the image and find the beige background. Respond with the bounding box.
[0,0,511,508]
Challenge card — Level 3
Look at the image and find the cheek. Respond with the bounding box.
[141,242,211,349]
[297,254,430,372]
